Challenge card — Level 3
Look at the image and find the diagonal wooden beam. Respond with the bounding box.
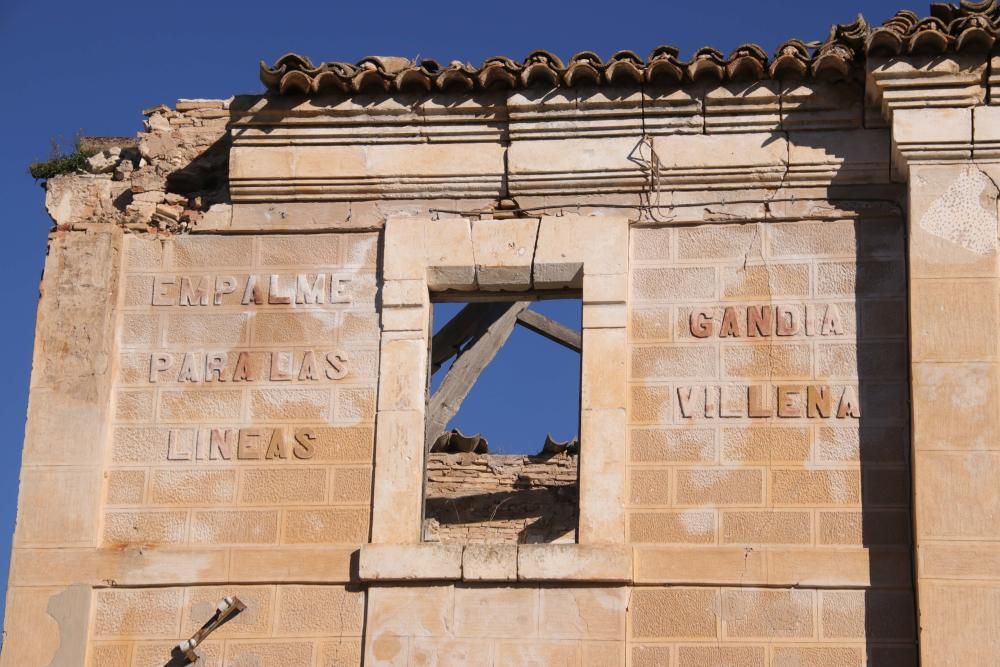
[430,302,510,373]
[516,308,582,353]
[425,301,530,450]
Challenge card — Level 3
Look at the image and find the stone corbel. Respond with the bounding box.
[864,53,988,177]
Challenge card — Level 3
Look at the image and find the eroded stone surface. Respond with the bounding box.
[15,30,1000,666]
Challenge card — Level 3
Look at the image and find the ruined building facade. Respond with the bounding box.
[5,2,1000,665]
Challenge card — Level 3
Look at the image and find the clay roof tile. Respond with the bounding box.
[258,2,1000,96]
[769,39,812,80]
[564,52,603,87]
[725,44,769,80]
[606,51,645,86]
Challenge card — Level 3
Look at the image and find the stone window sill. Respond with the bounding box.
[358,543,632,584]
[357,543,904,589]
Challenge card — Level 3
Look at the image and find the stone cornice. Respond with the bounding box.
[228,81,896,204]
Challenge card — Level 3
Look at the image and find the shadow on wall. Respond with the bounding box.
[795,117,918,661]
[851,217,919,661]
[788,126,918,662]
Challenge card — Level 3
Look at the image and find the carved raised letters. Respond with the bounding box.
[677,385,861,419]
[690,304,846,338]
[167,427,317,461]
[149,350,349,383]
[151,274,353,306]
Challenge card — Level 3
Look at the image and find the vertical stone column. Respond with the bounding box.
[895,106,1000,663]
[2,225,122,666]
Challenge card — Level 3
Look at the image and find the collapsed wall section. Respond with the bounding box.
[16,30,990,663]
[424,453,578,545]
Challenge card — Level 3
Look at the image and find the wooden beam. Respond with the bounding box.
[516,308,582,353]
[425,302,529,450]
[430,303,509,373]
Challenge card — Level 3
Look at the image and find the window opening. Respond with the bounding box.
[423,296,582,544]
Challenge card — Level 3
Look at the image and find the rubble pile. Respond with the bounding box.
[41,100,233,233]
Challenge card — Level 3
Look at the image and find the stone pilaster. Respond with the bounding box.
[2,225,123,667]
[879,62,1000,664]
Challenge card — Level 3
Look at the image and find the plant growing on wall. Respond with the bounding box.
[28,134,96,180]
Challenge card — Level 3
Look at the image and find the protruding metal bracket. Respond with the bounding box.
[171,596,246,664]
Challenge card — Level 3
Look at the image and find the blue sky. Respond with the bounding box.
[0,0,911,621]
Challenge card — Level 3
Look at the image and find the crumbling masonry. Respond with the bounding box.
[5,2,1000,665]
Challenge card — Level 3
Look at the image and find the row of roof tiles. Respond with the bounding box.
[261,1,1000,95]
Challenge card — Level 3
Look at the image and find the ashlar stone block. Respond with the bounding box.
[463,544,517,582]
[534,216,628,289]
[518,544,631,582]
[359,544,462,581]
[453,586,537,639]
[471,218,539,291]
[426,218,476,290]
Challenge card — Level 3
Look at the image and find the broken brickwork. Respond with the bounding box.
[424,453,578,545]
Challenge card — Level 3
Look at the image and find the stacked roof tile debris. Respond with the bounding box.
[260,1,1000,95]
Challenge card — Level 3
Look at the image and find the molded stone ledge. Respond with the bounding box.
[357,544,632,583]
[633,546,910,589]
[359,544,463,581]
[517,544,632,583]
[462,544,517,582]
[9,546,359,587]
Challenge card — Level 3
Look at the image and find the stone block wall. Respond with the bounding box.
[365,584,626,666]
[106,233,379,550]
[89,585,364,666]
[21,42,1000,660]
[623,218,915,662]
[423,453,578,544]
[629,587,916,664]
[626,218,911,549]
